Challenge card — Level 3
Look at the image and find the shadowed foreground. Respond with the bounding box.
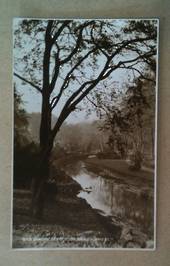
[13,170,122,248]
[13,160,154,249]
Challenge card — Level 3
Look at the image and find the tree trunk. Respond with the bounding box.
[30,91,53,219]
[30,32,53,218]
[30,22,63,219]
[30,151,50,219]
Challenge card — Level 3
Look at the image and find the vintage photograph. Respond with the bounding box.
[12,18,158,249]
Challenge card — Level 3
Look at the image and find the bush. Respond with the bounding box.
[14,142,39,189]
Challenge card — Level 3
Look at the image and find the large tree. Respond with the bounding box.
[13,19,157,217]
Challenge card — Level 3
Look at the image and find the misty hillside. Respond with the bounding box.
[27,112,109,153]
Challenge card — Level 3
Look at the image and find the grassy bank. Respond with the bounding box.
[85,158,154,188]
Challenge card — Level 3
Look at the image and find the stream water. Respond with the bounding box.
[65,161,154,240]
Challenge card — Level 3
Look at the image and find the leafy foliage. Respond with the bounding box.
[14,88,39,188]
[88,77,155,168]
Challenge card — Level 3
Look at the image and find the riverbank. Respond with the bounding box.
[63,160,154,248]
[85,158,154,189]
[13,160,154,249]
[12,167,121,248]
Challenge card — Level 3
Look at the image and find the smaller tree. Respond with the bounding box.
[121,78,155,169]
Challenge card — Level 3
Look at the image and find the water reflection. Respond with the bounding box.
[65,161,154,237]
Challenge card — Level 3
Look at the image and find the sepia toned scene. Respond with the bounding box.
[13,18,158,249]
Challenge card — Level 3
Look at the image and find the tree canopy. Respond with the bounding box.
[14,19,157,146]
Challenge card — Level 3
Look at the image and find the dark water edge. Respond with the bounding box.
[12,160,154,249]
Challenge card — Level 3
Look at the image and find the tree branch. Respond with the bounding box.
[43,21,72,94]
[59,55,112,112]
[50,48,97,110]
[49,51,60,92]
[51,79,97,138]
[69,50,156,109]
[45,21,53,42]
[102,49,156,80]
[50,24,157,140]
[108,36,156,62]
[51,20,72,44]
[119,66,155,83]
[14,72,42,93]
[90,26,110,59]
[60,21,93,65]
[86,95,110,116]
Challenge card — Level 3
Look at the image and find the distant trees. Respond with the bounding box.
[14,19,157,217]
[56,121,106,154]
[22,113,106,157]
[87,77,155,169]
[121,78,155,169]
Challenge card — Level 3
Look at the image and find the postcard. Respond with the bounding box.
[12,18,158,249]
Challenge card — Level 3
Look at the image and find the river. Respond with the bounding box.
[65,160,154,244]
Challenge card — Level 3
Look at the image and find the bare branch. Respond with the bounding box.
[51,37,156,138]
[60,56,112,111]
[60,21,93,65]
[45,21,53,42]
[102,49,156,80]
[108,36,156,61]
[50,48,97,110]
[69,50,156,109]
[49,51,60,92]
[14,72,42,93]
[50,95,59,109]
[51,20,72,44]
[90,26,110,59]
[51,80,97,138]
